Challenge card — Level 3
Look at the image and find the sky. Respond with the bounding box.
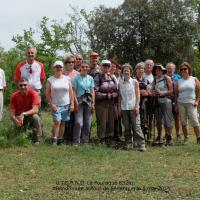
[0,0,124,51]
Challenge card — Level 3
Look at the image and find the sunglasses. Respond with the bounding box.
[55,66,63,69]
[19,84,28,87]
[76,58,82,61]
[67,61,75,64]
[180,68,188,71]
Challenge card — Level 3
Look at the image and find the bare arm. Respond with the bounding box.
[69,81,74,111]
[194,78,200,106]
[45,80,56,112]
[134,80,140,114]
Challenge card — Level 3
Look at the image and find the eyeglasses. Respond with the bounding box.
[180,68,188,71]
[29,65,32,74]
[19,84,28,87]
[76,58,82,61]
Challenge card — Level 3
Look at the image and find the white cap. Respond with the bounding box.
[101,60,111,66]
[53,60,64,67]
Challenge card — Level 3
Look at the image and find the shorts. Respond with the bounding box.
[178,103,199,127]
[52,105,70,122]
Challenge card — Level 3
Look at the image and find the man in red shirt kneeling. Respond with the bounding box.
[10,77,42,144]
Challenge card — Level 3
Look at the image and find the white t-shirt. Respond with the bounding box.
[48,75,70,106]
[143,73,154,84]
[178,76,196,104]
[0,68,6,89]
[119,77,137,110]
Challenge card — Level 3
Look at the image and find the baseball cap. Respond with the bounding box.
[53,60,64,68]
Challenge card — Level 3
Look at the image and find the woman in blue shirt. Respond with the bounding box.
[72,61,95,145]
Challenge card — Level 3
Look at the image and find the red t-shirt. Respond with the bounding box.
[10,88,40,116]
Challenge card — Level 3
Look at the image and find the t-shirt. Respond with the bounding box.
[143,73,154,84]
[10,88,40,116]
[64,69,79,82]
[14,60,45,90]
[177,76,196,104]
[119,77,137,110]
[0,68,6,89]
[47,75,70,106]
[72,74,94,98]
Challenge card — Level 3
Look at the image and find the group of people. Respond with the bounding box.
[1,46,200,151]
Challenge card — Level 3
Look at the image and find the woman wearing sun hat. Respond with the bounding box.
[151,64,173,146]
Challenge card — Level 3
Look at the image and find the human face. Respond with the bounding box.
[110,63,117,74]
[65,58,75,70]
[155,67,163,78]
[115,67,122,76]
[145,63,153,74]
[18,81,29,94]
[136,67,144,78]
[75,55,83,66]
[123,67,131,80]
[180,66,189,77]
[90,56,99,67]
[26,48,36,63]
[80,64,89,75]
[54,65,63,75]
[167,64,175,76]
[102,64,110,74]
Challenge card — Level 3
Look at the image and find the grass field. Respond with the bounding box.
[0,109,200,200]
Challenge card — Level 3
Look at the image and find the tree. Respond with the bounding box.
[87,0,197,66]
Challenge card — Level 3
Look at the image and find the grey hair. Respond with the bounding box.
[122,63,133,74]
[166,62,176,68]
[26,46,37,54]
[135,62,145,69]
[145,59,154,67]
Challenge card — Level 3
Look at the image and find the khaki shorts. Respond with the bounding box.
[178,103,199,127]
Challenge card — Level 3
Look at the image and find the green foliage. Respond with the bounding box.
[0,111,31,147]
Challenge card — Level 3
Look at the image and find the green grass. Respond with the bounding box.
[0,109,200,199]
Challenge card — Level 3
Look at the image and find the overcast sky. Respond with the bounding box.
[0,0,124,51]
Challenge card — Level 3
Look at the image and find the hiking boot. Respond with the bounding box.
[152,136,163,146]
[183,137,189,145]
[197,137,200,144]
[33,141,40,145]
[57,139,65,146]
[165,135,173,146]
[137,143,146,152]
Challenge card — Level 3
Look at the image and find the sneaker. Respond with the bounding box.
[183,137,189,145]
[124,143,133,150]
[137,144,146,152]
[197,137,200,144]
[51,138,57,146]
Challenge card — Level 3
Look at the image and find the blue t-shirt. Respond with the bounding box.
[172,73,181,84]
[72,74,94,97]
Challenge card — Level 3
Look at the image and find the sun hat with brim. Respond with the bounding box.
[53,60,64,68]
[101,60,111,66]
[153,63,167,75]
